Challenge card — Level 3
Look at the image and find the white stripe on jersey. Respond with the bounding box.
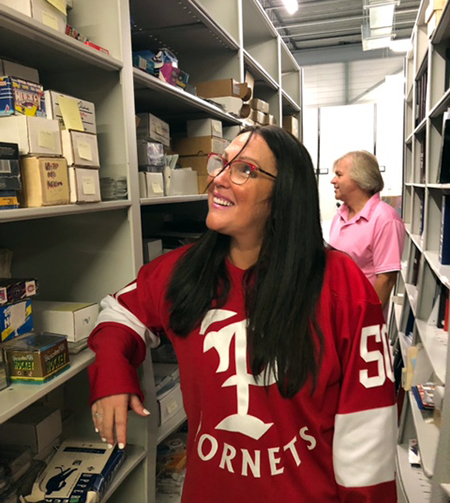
[96,294,160,348]
[333,404,397,487]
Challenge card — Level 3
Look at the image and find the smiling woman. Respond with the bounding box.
[88,125,398,503]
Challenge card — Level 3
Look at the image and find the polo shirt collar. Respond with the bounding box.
[338,193,381,223]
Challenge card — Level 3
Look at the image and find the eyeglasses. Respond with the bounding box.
[206,153,277,185]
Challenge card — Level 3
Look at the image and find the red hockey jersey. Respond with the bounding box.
[89,247,397,502]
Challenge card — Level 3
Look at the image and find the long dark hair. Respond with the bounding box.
[166,125,327,397]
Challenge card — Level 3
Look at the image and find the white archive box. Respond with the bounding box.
[187,118,223,138]
[61,130,100,167]
[0,115,62,156]
[31,0,67,34]
[68,166,101,203]
[32,301,99,343]
[139,171,164,198]
[0,0,31,16]
[45,90,97,134]
[156,380,183,426]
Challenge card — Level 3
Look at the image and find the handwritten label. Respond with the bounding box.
[77,141,93,161]
[38,130,55,150]
[82,176,96,195]
[42,11,59,31]
[151,182,163,194]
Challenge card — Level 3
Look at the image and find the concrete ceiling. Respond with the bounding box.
[258,0,421,52]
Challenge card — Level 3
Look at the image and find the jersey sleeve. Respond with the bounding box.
[88,252,177,404]
[330,255,397,502]
[372,215,406,275]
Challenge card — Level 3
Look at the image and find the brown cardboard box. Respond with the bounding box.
[20,156,70,207]
[283,115,299,137]
[195,78,250,100]
[249,98,270,114]
[177,154,208,176]
[244,70,255,102]
[249,109,266,125]
[198,174,210,194]
[172,136,229,156]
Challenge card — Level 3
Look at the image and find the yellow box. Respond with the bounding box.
[20,156,69,207]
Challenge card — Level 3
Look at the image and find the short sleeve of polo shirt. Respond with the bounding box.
[372,213,406,275]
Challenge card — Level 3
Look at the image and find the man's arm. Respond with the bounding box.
[373,271,398,308]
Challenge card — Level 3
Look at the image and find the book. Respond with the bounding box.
[437,284,448,329]
[437,109,450,184]
[439,194,450,265]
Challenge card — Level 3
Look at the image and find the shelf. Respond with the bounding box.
[395,302,404,333]
[281,90,301,113]
[416,319,448,383]
[424,251,450,289]
[405,283,419,315]
[140,195,208,206]
[157,406,187,444]
[0,201,131,223]
[130,0,239,54]
[414,117,427,135]
[409,233,424,252]
[0,349,95,424]
[103,445,147,503]
[0,4,123,73]
[396,444,432,503]
[133,68,242,125]
[427,183,450,189]
[244,50,279,91]
[409,391,439,478]
[429,88,450,119]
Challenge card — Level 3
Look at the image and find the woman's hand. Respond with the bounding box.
[91,394,150,449]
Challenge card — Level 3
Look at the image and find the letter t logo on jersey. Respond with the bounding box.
[200,309,276,440]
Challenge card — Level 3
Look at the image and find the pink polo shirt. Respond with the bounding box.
[329,193,406,318]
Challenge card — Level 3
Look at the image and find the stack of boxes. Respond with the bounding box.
[194,78,252,118]
[282,115,299,138]
[0,59,102,207]
[248,98,273,126]
[174,118,230,194]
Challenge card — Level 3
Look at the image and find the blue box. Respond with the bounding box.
[0,299,33,342]
[0,77,46,117]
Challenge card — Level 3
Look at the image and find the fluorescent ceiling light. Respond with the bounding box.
[282,0,298,15]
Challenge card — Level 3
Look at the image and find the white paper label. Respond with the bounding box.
[38,130,55,150]
[42,11,59,30]
[151,182,164,194]
[82,176,96,195]
[78,141,93,161]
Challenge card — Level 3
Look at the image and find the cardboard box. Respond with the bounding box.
[249,98,269,114]
[427,9,443,36]
[0,142,21,191]
[36,440,125,502]
[249,109,266,125]
[172,136,229,156]
[244,70,255,101]
[1,59,40,83]
[139,171,164,198]
[156,380,184,426]
[136,139,165,168]
[0,76,45,117]
[32,300,99,342]
[61,130,100,167]
[197,174,210,194]
[143,238,163,263]
[20,156,70,207]
[0,0,32,15]
[31,0,67,33]
[0,116,61,156]
[195,78,250,99]
[68,166,101,203]
[0,278,38,305]
[209,96,243,116]
[45,90,97,134]
[177,154,208,176]
[187,118,222,138]
[425,0,446,22]
[136,113,170,147]
[4,333,70,383]
[0,406,62,453]
[166,168,198,196]
[283,115,299,137]
[0,299,33,342]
